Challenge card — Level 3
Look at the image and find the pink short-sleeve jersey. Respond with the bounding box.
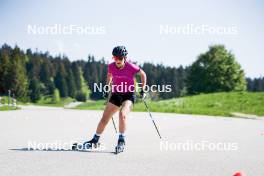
[108,61,140,93]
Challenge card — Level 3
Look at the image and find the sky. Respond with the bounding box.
[0,0,263,78]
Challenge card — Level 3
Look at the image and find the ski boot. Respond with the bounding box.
[72,135,100,150]
[115,138,125,154]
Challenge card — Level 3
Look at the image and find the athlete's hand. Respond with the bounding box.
[139,89,146,99]
[103,91,109,99]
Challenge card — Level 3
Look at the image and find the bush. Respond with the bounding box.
[75,91,87,102]
[52,89,61,103]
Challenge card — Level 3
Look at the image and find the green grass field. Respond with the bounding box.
[75,92,264,117]
[16,96,75,107]
[1,96,74,110]
[0,106,20,111]
[34,97,75,107]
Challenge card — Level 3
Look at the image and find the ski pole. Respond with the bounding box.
[142,98,162,139]
[107,98,117,133]
[106,84,117,134]
[111,117,117,133]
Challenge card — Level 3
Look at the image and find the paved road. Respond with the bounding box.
[0,106,264,176]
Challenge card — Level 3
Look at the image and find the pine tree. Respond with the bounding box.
[8,46,28,100]
[39,59,55,95]
[66,69,76,98]
[54,63,68,97]
[29,78,41,102]
[0,44,12,94]
[72,62,82,91]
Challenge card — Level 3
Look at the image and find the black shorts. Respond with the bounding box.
[109,92,136,107]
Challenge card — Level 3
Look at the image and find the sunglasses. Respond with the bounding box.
[113,56,125,61]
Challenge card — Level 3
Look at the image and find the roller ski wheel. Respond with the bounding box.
[115,141,125,154]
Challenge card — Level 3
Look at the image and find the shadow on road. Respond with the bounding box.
[9,148,116,154]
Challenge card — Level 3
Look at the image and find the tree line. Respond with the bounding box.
[0,44,263,102]
[246,77,264,92]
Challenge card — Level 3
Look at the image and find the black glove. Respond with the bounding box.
[139,89,146,99]
[103,91,109,99]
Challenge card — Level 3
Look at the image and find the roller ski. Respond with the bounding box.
[115,134,125,154]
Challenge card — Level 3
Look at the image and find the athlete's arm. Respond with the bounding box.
[138,69,147,90]
[103,72,113,98]
[106,72,112,86]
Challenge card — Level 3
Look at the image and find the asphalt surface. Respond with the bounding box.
[0,106,264,176]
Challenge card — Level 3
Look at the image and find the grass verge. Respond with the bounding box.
[74,92,264,117]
